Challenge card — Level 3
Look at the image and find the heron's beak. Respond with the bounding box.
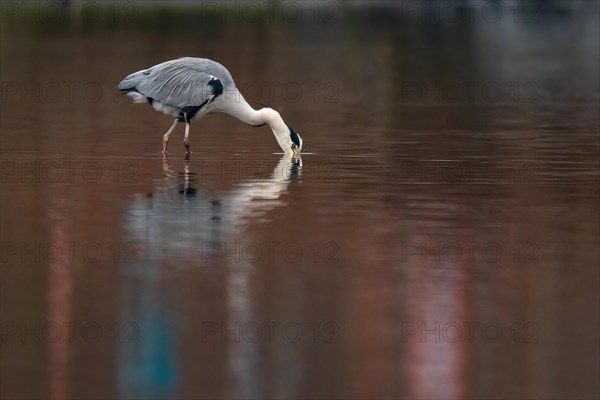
[282,148,294,157]
[292,139,302,157]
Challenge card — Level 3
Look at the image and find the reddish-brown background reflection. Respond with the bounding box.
[1,2,599,399]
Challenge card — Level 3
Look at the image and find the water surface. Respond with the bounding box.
[1,3,599,399]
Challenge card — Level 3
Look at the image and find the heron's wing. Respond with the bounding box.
[136,59,223,109]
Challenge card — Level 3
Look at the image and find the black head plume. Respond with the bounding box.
[289,127,302,150]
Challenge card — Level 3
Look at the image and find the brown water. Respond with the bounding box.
[1,3,599,399]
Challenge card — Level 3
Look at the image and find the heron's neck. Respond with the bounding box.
[226,90,291,154]
[256,108,289,148]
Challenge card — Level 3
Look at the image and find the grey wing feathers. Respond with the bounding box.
[118,70,147,92]
[119,58,233,108]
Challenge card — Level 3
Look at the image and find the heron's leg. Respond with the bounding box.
[183,120,191,154]
[162,118,178,154]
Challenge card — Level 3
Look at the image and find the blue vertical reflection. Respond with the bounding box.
[117,300,179,399]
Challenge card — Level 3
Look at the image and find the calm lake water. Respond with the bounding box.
[1,2,599,399]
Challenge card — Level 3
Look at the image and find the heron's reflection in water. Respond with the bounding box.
[117,155,302,399]
[124,155,302,250]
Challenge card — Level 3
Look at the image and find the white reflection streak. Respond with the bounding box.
[405,242,467,399]
[47,224,72,400]
[226,155,299,226]
[224,155,300,399]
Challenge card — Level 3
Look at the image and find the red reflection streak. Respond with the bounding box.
[47,227,72,400]
[405,233,469,399]
[354,246,393,398]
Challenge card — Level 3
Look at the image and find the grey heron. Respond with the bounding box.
[118,57,303,157]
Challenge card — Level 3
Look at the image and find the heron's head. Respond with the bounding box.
[289,127,303,157]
